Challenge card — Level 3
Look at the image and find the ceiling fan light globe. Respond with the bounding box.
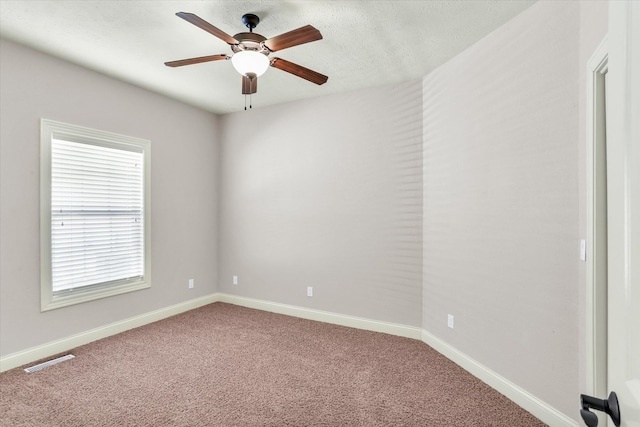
[232,51,269,77]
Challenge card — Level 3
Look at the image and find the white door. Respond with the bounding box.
[606,1,640,426]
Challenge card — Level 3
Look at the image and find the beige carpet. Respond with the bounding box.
[0,303,546,426]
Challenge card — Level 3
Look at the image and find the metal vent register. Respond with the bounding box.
[24,354,75,373]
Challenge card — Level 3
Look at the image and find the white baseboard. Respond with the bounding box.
[421,330,578,427]
[216,293,424,340]
[0,294,218,373]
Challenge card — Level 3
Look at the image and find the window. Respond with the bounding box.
[41,119,150,311]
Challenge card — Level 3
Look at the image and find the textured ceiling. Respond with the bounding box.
[0,0,536,114]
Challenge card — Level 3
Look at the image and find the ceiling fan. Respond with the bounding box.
[165,12,328,107]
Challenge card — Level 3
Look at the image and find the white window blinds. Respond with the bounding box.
[50,138,145,292]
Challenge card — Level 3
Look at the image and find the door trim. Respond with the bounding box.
[585,36,608,405]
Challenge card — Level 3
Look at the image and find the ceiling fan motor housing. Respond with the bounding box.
[231,32,270,55]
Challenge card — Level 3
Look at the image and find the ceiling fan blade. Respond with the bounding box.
[165,54,229,67]
[176,12,239,45]
[264,25,322,52]
[242,75,258,94]
[270,58,328,85]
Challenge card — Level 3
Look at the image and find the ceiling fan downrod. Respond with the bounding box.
[241,14,260,33]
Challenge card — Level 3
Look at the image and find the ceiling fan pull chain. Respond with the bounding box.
[243,94,253,110]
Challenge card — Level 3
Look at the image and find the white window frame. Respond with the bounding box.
[40,119,151,311]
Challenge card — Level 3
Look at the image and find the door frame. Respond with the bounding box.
[585,35,608,425]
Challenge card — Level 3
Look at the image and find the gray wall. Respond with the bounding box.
[0,39,220,356]
[218,82,424,327]
[422,0,580,418]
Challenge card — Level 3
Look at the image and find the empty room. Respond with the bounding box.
[1,1,638,426]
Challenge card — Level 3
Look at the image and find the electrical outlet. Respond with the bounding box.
[188,279,194,289]
[307,286,313,297]
[233,275,238,285]
[447,314,454,329]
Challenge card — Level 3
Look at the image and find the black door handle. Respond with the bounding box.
[580,391,621,426]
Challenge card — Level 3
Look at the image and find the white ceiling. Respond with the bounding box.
[0,0,536,114]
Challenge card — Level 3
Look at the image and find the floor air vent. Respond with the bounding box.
[24,354,75,373]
